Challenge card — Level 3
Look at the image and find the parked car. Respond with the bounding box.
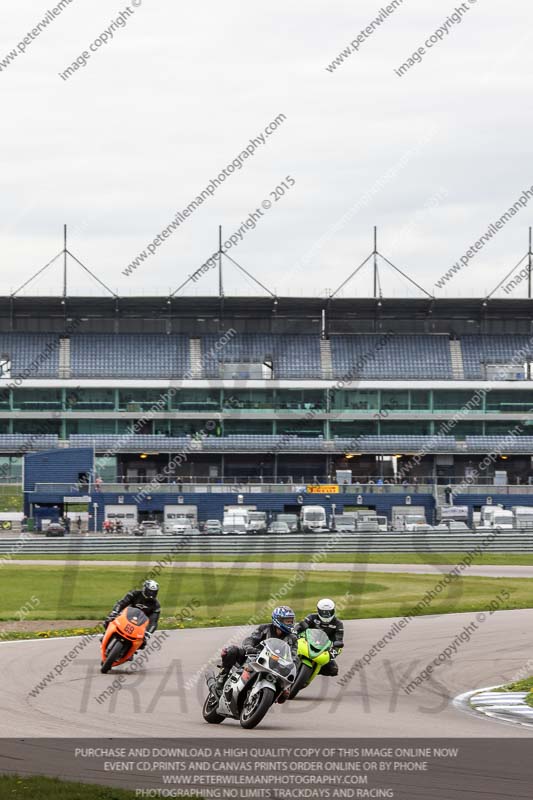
[133,520,163,536]
[268,521,290,534]
[168,521,193,535]
[204,519,222,535]
[331,515,355,532]
[434,521,469,532]
[222,520,248,535]
[45,522,65,537]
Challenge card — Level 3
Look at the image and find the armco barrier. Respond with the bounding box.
[1,530,532,554]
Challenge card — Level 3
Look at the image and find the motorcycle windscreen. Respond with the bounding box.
[261,638,294,676]
[306,628,331,654]
[125,606,149,625]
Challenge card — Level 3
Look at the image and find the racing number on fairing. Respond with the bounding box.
[125,623,135,634]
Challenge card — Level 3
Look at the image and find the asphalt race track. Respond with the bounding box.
[2,609,533,738]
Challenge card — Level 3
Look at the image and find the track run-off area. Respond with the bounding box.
[2,610,533,738]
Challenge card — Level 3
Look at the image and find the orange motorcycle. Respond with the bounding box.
[100,606,149,673]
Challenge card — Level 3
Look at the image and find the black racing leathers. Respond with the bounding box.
[108,590,161,634]
[296,613,344,676]
[243,623,298,655]
[221,624,297,674]
[296,613,344,649]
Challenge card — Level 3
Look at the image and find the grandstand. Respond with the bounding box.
[2,293,533,526]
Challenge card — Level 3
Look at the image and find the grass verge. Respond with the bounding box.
[0,565,530,640]
[0,775,146,798]
[493,675,533,707]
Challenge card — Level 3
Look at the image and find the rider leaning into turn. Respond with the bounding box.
[296,598,344,676]
[103,579,161,649]
[216,605,297,691]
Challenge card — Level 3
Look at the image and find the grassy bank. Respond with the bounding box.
[0,565,530,641]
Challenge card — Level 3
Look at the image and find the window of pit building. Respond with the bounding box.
[118,389,169,412]
[66,388,115,411]
[172,389,220,411]
[12,389,62,411]
[330,390,378,411]
[486,390,533,414]
[433,391,478,412]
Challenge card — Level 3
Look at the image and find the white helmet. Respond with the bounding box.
[317,598,336,624]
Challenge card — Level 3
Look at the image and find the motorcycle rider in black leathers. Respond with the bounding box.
[216,606,297,692]
[103,579,161,650]
[296,598,344,676]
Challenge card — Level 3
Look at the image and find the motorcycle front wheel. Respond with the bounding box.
[202,692,225,724]
[101,639,126,673]
[288,663,314,699]
[240,688,274,729]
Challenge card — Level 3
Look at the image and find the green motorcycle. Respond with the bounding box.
[289,628,333,699]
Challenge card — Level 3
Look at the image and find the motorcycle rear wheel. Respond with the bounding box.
[101,639,126,673]
[240,688,274,729]
[202,692,224,724]
[289,663,314,699]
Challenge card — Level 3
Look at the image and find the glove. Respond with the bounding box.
[330,649,338,659]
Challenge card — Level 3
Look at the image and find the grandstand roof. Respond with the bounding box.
[1,295,533,335]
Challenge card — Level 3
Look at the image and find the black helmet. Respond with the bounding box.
[142,579,159,600]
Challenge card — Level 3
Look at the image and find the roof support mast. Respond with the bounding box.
[485,227,533,300]
[527,225,533,300]
[63,223,67,300]
[329,228,432,299]
[373,225,378,299]
[218,224,224,299]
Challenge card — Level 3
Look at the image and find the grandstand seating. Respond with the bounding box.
[63,434,533,453]
[70,434,190,450]
[461,335,533,378]
[1,332,533,380]
[0,333,60,378]
[0,434,59,450]
[70,335,190,378]
[202,334,321,378]
[0,332,532,381]
[465,435,533,452]
[329,335,452,379]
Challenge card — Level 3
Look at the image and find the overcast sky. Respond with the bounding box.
[0,0,531,299]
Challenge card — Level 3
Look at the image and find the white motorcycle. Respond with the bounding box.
[203,638,297,729]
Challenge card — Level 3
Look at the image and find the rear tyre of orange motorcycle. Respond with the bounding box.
[101,639,126,673]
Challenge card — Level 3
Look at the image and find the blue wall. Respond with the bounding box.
[24,447,94,492]
[26,489,437,528]
[22,448,440,526]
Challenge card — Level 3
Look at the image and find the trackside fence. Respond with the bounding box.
[2,531,533,554]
